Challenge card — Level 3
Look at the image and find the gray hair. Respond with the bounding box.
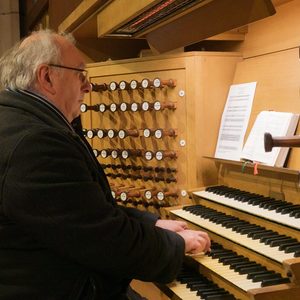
[0,29,75,90]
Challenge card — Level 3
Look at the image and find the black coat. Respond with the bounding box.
[0,89,184,300]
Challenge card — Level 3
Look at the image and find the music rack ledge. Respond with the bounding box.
[203,156,300,182]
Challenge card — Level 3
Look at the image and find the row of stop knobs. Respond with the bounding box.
[85,128,177,139]
[93,148,177,160]
[106,172,176,183]
[91,78,176,92]
[80,100,176,113]
[111,186,178,202]
[102,164,177,173]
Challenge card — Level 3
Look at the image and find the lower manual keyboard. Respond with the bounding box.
[167,264,236,300]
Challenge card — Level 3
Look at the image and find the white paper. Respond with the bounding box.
[215,82,256,161]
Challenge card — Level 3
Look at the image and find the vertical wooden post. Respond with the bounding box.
[0,0,20,56]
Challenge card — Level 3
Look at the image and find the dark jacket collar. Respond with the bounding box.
[0,88,74,133]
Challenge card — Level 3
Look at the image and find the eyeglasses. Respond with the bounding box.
[48,64,88,83]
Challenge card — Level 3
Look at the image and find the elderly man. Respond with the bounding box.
[0,30,210,299]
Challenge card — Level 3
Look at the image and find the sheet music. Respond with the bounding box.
[215,82,256,161]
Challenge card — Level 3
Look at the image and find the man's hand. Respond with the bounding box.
[177,230,211,254]
[155,219,188,232]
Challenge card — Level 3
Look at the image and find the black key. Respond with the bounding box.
[294,250,300,257]
[261,277,290,287]
[248,229,273,239]
[222,220,245,228]
[221,256,249,265]
[260,233,282,243]
[269,237,298,247]
[196,287,220,293]
[247,269,269,280]
[234,224,259,233]
[258,198,276,208]
[284,243,300,253]
[187,281,211,288]
[289,207,300,217]
[279,242,300,251]
[277,204,298,214]
[252,272,280,282]
[238,226,263,235]
[189,283,215,291]
[238,265,266,275]
[232,262,258,271]
[199,289,229,297]
[218,253,239,263]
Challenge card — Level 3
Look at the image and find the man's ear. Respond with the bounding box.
[36,64,56,95]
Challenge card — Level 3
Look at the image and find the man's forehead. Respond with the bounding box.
[56,36,85,67]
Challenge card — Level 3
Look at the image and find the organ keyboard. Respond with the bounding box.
[165,185,300,300]
[195,186,300,230]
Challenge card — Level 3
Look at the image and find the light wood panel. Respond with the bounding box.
[242,0,300,58]
[0,0,19,56]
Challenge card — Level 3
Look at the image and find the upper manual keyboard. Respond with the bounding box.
[194,185,300,230]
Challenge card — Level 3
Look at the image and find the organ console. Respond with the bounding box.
[67,0,300,297]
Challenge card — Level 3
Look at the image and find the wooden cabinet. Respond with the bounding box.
[82,51,241,211]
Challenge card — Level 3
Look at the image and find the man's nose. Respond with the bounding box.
[83,81,92,93]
